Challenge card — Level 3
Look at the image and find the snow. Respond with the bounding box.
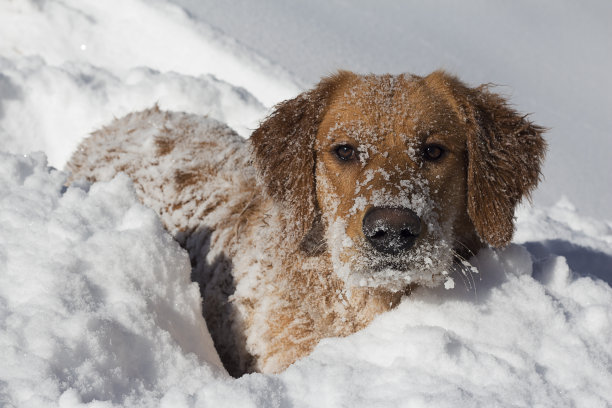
[287,246,612,407]
[2,152,611,407]
[0,152,225,406]
[1,0,611,407]
[0,56,266,168]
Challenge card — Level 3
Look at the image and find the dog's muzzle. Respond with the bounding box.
[362,207,422,255]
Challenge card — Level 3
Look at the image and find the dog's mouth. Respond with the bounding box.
[328,218,453,291]
[359,239,452,289]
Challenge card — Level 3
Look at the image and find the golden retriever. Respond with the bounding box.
[66,70,546,376]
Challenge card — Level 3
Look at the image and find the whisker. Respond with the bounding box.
[452,238,477,259]
[451,248,479,301]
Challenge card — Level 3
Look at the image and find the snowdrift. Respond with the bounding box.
[1,152,611,407]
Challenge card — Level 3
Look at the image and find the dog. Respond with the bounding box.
[66,70,546,376]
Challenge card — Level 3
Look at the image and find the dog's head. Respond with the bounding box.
[251,71,545,290]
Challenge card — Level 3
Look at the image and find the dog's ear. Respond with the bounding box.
[465,86,546,247]
[250,72,351,243]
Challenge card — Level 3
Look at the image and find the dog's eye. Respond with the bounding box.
[334,144,357,161]
[423,144,446,161]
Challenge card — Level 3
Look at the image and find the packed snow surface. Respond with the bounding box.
[1,0,611,407]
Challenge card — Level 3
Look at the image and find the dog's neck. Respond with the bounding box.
[234,200,405,372]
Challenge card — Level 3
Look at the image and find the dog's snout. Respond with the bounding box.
[362,207,422,254]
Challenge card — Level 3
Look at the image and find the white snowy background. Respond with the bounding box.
[1,1,611,407]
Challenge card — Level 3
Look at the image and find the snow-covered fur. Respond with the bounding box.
[66,71,545,376]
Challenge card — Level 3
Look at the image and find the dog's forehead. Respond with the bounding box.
[320,73,464,145]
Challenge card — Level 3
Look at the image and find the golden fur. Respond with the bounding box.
[66,70,545,376]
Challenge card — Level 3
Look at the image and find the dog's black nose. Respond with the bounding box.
[362,207,421,254]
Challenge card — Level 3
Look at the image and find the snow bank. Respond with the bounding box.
[0,56,266,168]
[515,200,612,286]
[0,0,303,169]
[287,245,612,407]
[1,152,611,407]
[0,0,300,107]
[0,152,225,407]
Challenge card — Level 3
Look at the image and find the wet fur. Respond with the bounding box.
[67,71,545,376]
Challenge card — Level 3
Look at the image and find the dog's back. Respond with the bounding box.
[67,106,260,375]
[68,106,253,238]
